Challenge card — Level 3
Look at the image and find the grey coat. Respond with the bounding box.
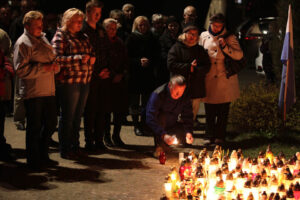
[13,29,59,99]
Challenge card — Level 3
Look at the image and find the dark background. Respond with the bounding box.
[39,0,211,27]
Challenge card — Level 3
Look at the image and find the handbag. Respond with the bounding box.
[220,33,247,78]
[223,52,247,78]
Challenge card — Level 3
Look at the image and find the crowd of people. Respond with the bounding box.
[0,0,244,171]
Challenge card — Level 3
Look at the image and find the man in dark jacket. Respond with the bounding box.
[146,75,193,157]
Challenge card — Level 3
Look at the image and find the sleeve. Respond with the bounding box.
[51,31,83,68]
[196,46,211,75]
[125,35,141,70]
[167,44,190,76]
[222,35,243,60]
[146,93,166,136]
[180,97,194,135]
[13,42,48,79]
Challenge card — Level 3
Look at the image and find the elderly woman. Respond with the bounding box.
[13,11,59,169]
[125,16,160,136]
[199,13,243,144]
[102,18,129,146]
[167,23,210,129]
[52,8,95,159]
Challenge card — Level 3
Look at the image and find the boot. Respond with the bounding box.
[112,125,125,147]
[103,131,114,147]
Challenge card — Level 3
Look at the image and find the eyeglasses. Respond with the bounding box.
[186,32,198,37]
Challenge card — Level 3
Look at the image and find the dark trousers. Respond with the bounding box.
[204,102,231,140]
[104,112,123,136]
[84,79,110,146]
[0,100,7,147]
[129,93,151,127]
[24,96,57,165]
[57,83,89,155]
[153,113,187,151]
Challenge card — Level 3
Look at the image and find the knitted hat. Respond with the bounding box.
[182,22,198,33]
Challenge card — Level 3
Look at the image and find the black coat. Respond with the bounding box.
[125,31,160,93]
[167,40,210,98]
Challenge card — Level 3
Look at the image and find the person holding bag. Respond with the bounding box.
[199,13,244,144]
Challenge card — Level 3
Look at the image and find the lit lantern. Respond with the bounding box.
[277,183,286,199]
[294,182,300,200]
[164,182,172,198]
[266,145,274,164]
[270,175,279,194]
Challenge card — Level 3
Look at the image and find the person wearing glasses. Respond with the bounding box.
[199,13,243,145]
[167,23,210,130]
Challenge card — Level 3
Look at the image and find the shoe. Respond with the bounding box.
[184,143,193,148]
[61,152,79,160]
[85,143,96,152]
[112,135,125,147]
[27,163,43,172]
[15,121,26,131]
[42,158,59,167]
[0,151,17,161]
[103,134,114,147]
[134,126,143,136]
[75,149,88,157]
[153,146,163,159]
[95,142,107,150]
[214,138,225,145]
[49,138,59,147]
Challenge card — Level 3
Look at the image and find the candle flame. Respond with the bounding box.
[173,137,178,145]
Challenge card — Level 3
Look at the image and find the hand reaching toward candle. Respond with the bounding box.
[186,133,194,144]
[163,134,176,145]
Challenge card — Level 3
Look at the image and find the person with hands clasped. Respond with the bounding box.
[199,13,243,145]
[167,23,210,129]
[146,75,194,158]
[52,8,95,160]
[13,11,60,170]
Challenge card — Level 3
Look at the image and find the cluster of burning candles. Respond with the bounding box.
[163,145,300,200]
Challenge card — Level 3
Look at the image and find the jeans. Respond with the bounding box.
[24,96,57,165]
[57,83,89,155]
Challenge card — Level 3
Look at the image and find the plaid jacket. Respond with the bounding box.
[51,28,94,84]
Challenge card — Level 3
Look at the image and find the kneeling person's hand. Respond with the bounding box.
[186,133,193,144]
[163,134,175,146]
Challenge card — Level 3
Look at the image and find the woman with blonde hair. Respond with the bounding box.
[125,15,160,136]
[52,8,95,159]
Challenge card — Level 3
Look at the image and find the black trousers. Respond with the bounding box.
[84,79,111,146]
[0,100,7,147]
[204,102,231,140]
[24,96,57,165]
[153,113,187,151]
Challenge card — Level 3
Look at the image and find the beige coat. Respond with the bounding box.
[199,29,243,104]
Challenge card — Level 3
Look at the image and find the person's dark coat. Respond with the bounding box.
[146,83,193,136]
[157,30,177,85]
[107,36,129,112]
[125,31,160,93]
[167,36,210,99]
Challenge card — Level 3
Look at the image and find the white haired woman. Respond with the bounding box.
[51,8,95,159]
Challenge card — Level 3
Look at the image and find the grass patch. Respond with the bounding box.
[221,129,300,159]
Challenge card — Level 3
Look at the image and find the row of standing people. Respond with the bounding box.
[0,2,243,170]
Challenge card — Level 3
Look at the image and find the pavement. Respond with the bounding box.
[0,69,264,200]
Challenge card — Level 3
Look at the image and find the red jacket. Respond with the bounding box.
[0,50,14,97]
